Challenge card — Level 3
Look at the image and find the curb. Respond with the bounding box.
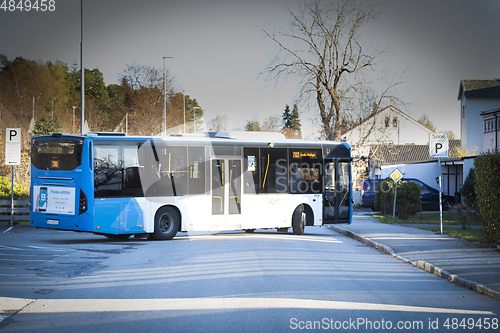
[329,224,500,302]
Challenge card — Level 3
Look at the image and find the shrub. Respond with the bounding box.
[460,168,476,208]
[0,176,30,200]
[474,150,500,244]
[374,179,421,219]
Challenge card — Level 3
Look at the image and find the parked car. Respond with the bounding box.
[361,178,455,211]
[360,179,380,210]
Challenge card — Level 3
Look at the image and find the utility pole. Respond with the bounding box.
[162,56,173,136]
[80,0,85,134]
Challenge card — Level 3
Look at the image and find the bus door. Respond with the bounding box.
[323,159,351,223]
[210,159,242,230]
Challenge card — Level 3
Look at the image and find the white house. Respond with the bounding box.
[480,108,500,152]
[341,105,433,150]
[341,105,434,189]
[458,79,500,153]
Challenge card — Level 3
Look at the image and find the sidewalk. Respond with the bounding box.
[329,212,500,301]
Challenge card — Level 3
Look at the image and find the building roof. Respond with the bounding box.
[369,140,461,165]
[458,79,500,99]
[480,108,500,117]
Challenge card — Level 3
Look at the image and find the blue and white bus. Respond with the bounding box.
[30,131,352,240]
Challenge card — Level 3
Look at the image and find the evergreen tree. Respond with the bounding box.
[245,120,261,131]
[282,104,301,136]
[32,111,62,135]
[291,104,301,136]
[283,104,292,128]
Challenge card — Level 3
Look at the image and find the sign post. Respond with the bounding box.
[5,128,21,229]
[389,168,403,218]
[429,132,449,234]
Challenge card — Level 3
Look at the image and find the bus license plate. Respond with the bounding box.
[47,219,60,226]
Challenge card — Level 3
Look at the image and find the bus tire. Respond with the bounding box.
[292,206,306,235]
[244,229,255,233]
[153,206,179,240]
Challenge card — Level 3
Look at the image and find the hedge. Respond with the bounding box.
[0,176,30,200]
[474,150,500,244]
[374,179,421,219]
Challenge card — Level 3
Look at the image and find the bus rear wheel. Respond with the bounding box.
[292,206,306,235]
[153,206,180,240]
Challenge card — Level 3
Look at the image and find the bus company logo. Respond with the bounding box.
[266,197,284,206]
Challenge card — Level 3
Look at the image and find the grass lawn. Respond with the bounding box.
[417,226,486,243]
[0,221,30,226]
[371,212,487,244]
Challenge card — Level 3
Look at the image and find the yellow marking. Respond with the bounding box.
[262,154,270,189]
[213,196,223,212]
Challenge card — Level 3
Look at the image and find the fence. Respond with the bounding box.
[0,200,30,223]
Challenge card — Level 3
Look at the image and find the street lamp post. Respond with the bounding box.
[162,56,173,136]
[51,98,55,120]
[193,106,200,132]
[183,91,186,133]
[80,0,84,134]
[72,106,76,134]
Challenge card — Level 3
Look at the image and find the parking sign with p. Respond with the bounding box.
[5,128,21,165]
[429,132,449,159]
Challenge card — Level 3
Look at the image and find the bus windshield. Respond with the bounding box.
[31,137,83,171]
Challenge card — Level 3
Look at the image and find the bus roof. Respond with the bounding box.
[33,131,350,156]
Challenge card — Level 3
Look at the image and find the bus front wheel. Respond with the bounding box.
[292,206,306,235]
[153,206,180,240]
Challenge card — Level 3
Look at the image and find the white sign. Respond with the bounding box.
[33,186,76,215]
[247,156,256,172]
[389,168,403,183]
[5,128,21,165]
[429,132,449,158]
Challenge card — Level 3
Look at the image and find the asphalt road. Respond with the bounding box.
[1,225,499,332]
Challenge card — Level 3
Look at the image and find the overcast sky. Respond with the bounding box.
[1,0,499,138]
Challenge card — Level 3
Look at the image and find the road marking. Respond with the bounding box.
[6,297,493,315]
[0,258,46,262]
[0,245,26,251]
[179,233,342,243]
[0,245,66,252]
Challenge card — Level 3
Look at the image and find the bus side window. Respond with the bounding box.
[94,145,122,197]
[123,146,143,197]
[260,148,287,194]
[188,147,205,194]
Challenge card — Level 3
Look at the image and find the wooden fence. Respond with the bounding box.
[0,200,31,222]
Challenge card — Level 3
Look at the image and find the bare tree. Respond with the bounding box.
[262,116,283,132]
[262,0,404,141]
[208,114,228,131]
[121,63,176,135]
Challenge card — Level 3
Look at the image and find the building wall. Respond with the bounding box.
[381,161,439,191]
[482,114,500,152]
[459,94,500,153]
[381,160,464,197]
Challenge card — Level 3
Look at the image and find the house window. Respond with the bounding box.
[385,117,390,127]
[462,105,465,118]
[485,121,488,133]
[393,117,398,127]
